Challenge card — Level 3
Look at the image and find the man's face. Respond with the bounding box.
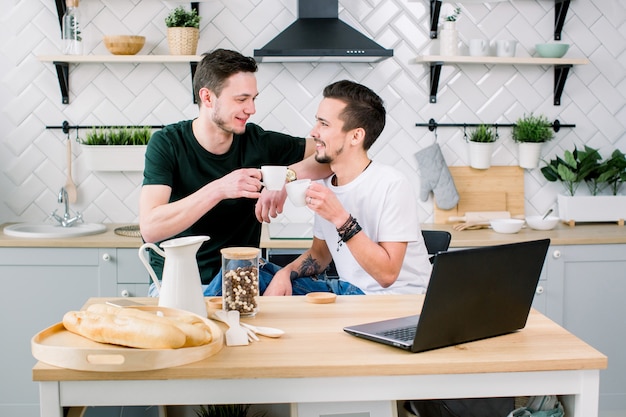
[311,97,349,164]
[211,72,258,135]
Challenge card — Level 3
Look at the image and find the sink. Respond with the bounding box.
[3,223,107,238]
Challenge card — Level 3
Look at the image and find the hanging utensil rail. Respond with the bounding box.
[416,118,575,132]
[46,120,165,135]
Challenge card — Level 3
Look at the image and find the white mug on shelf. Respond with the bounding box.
[469,39,489,57]
[496,40,517,57]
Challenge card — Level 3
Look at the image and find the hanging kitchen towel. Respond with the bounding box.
[415,143,459,210]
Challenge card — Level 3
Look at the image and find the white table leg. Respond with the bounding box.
[39,381,63,417]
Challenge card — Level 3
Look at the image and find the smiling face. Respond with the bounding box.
[311,97,352,164]
[207,71,258,135]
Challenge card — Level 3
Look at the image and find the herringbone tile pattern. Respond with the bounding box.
[1,0,624,225]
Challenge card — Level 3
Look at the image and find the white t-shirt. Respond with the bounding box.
[313,161,432,294]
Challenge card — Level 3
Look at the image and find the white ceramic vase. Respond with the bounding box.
[440,21,459,56]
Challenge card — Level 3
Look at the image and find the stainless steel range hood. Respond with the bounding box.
[253,0,393,63]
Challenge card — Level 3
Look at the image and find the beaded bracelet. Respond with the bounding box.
[336,214,362,251]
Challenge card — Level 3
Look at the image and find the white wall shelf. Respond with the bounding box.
[415,55,589,105]
[38,55,203,104]
[428,0,571,40]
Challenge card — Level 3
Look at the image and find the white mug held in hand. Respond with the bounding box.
[496,40,517,57]
[260,165,287,190]
[285,179,312,207]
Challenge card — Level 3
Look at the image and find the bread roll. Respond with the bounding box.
[80,303,212,347]
[63,310,186,349]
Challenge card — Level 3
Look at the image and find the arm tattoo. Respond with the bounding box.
[297,254,323,278]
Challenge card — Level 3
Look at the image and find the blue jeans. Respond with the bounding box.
[149,260,365,297]
[204,260,365,296]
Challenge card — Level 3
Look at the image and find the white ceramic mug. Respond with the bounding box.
[469,39,489,57]
[260,165,287,190]
[496,40,517,57]
[285,179,311,207]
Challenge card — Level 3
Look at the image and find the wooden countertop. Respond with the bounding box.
[261,222,626,249]
[0,223,143,248]
[32,295,607,381]
[3,221,625,249]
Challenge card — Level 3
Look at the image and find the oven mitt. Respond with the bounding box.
[415,143,459,210]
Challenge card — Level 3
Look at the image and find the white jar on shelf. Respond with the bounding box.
[439,21,459,56]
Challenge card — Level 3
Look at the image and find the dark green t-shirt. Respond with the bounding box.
[143,120,306,284]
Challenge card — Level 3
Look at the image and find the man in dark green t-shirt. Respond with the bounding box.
[140,49,329,288]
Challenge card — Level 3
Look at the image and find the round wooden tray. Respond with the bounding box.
[31,306,223,372]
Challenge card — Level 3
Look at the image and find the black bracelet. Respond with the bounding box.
[336,215,362,251]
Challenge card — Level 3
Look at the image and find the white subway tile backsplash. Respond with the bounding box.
[0,0,624,224]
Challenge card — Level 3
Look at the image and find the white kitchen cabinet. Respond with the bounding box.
[0,247,147,417]
[543,244,626,416]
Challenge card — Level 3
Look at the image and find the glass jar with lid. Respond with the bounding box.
[220,247,260,317]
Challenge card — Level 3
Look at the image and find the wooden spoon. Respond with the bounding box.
[65,136,77,203]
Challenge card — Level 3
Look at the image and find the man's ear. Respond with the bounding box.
[198,87,213,107]
[350,127,366,146]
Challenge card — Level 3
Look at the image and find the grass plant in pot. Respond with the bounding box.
[467,124,496,170]
[512,113,554,169]
[165,6,201,55]
[80,126,152,171]
[195,404,266,417]
[541,145,626,225]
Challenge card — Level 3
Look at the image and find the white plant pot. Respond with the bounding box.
[81,145,147,171]
[468,141,494,170]
[517,142,543,169]
[558,194,626,224]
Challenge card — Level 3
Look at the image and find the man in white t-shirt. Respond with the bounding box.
[264,80,432,295]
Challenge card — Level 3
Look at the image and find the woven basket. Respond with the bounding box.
[167,27,199,55]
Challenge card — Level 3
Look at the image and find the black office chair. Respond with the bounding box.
[421,230,452,263]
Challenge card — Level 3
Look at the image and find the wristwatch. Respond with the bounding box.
[286,168,297,183]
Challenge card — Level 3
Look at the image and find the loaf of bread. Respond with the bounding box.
[63,304,213,349]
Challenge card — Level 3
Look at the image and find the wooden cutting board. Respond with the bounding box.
[434,166,525,224]
[31,306,223,372]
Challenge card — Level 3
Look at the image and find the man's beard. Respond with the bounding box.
[315,142,343,164]
[212,106,245,135]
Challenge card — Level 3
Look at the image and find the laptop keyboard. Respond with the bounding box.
[378,326,416,342]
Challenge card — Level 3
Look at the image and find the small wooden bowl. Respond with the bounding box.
[306,292,337,304]
[103,35,145,55]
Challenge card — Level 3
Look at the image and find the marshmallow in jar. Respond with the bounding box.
[221,247,260,317]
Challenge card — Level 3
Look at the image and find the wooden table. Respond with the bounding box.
[33,295,607,417]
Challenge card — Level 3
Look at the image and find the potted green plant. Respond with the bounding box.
[541,145,626,225]
[467,124,496,170]
[512,113,555,169]
[80,126,152,171]
[165,6,201,55]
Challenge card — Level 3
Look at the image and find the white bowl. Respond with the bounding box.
[490,218,525,234]
[526,215,559,231]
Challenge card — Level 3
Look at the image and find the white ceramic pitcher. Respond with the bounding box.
[138,235,209,317]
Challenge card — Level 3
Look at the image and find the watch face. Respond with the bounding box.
[286,168,297,182]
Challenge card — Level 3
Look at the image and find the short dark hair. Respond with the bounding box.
[322,80,386,150]
[193,49,258,104]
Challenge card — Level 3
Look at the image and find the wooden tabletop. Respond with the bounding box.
[33,295,607,382]
[261,222,626,250]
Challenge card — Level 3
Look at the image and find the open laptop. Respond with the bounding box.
[343,239,550,353]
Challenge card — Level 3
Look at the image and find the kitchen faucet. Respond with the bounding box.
[50,187,82,227]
